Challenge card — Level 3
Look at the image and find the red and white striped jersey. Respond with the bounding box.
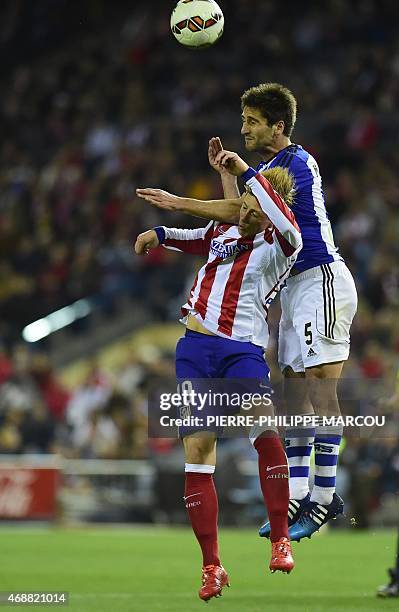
[160,169,302,348]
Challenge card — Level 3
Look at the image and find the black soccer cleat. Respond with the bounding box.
[259,493,311,538]
[288,493,344,542]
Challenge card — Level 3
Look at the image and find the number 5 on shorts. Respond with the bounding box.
[304,322,312,345]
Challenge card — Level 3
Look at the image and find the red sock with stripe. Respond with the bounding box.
[254,434,290,542]
[184,465,220,566]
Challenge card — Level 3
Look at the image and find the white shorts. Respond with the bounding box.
[278,261,358,372]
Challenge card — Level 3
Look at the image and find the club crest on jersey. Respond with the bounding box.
[210,239,250,260]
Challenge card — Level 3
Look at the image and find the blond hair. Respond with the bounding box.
[260,167,295,206]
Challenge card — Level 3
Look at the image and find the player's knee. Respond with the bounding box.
[183,435,216,464]
[308,381,336,405]
[307,376,339,415]
[306,364,339,402]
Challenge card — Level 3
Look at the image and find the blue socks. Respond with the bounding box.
[285,425,315,500]
[311,425,343,505]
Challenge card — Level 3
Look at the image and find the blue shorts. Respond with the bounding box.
[176,330,270,438]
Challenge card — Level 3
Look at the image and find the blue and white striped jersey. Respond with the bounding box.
[257,144,343,272]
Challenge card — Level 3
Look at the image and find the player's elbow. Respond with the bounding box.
[286,232,302,257]
[287,230,302,252]
[294,235,303,253]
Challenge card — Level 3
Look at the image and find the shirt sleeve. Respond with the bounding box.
[242,167,302,257]
[156,221,215,256]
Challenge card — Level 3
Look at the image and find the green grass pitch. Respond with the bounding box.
[1,526,397,611]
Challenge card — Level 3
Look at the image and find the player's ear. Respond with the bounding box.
[274,120,285,135]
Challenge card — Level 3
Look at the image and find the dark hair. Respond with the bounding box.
[241,83,297,137]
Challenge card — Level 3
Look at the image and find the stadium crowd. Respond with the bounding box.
[0,0,398,524]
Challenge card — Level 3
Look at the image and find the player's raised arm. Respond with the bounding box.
[208,137,240,199]
[136,188,240,224]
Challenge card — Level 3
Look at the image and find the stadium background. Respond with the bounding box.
[0,0,398,609]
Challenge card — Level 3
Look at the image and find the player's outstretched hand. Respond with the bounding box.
[208,137,227,174]
[136,188,183,211]
[134,230,159,255]
[214,150,249,176]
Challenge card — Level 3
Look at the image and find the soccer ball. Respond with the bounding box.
[170,0,224,49]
